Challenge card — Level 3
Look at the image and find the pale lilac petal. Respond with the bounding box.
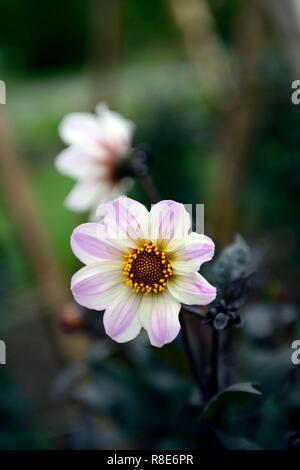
[95,103,134,156]
[171,233,215,273]
[64,179,102,213]
[89,183,126,222]
[167,272,216,306]
[71,223,125,265]
[55,146,107,180]
[103,196,149,248]
[103,286,142,343]
[90,178,134,223]
[139,292,181,348]
[149,200,191,252]
[59,112,103,153]
[71,262,123,310]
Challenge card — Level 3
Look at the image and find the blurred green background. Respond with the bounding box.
[0,0,299,450]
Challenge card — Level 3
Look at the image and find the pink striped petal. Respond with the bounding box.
[167,272,216,306]
[139,292,181,348]
[103,197,149,248]
[103,286,142,343]
[71,262,122,310]
[171,232,215,273]
[149,201,191,252]
[71,223,125,265]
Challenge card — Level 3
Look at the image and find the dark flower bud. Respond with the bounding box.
[213,312,229,330]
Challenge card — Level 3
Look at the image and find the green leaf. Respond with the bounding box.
[201,382,262,419]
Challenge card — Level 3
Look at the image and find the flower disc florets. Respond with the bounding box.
[122,241,173,294]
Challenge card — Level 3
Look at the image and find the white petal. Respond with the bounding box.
[103,285,142,343]
[71,262,123,310]
[64,179,103,213]
[95,103,135,155]
[55,146,105,180]
[149,200,191,252]
[71,223,125,265]
[167,272,217,306]
[59,112,105,153]
[171,232,215,273]
[139,291,181,348]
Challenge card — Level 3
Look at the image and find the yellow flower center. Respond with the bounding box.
[122,241,173,295]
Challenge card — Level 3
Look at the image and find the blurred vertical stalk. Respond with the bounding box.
[89,0,122,105]
[167,0,266,247]
[165,0,236,100]
[0,112,89,362]
[210,0,266,246]
[263,0,300,76]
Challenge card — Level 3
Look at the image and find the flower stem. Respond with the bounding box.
[130,150,161,203]
[180,310,209,401]
[210,328,219,397]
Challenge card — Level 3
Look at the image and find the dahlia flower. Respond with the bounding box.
[55,103,134,214]
[70,197,217,347]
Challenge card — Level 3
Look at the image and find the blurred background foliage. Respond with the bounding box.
[0,0,299,450]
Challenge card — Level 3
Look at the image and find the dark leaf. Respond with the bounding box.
[223,272,256,309]
[212,234,251,286]
[201,382,262,419]
[214,429,262,450]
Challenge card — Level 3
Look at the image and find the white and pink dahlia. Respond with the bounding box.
[70,197,217,347]
[55,103,134,214]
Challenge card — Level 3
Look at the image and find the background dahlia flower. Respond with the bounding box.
[70,197,217,347]
[55,103,134,214]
